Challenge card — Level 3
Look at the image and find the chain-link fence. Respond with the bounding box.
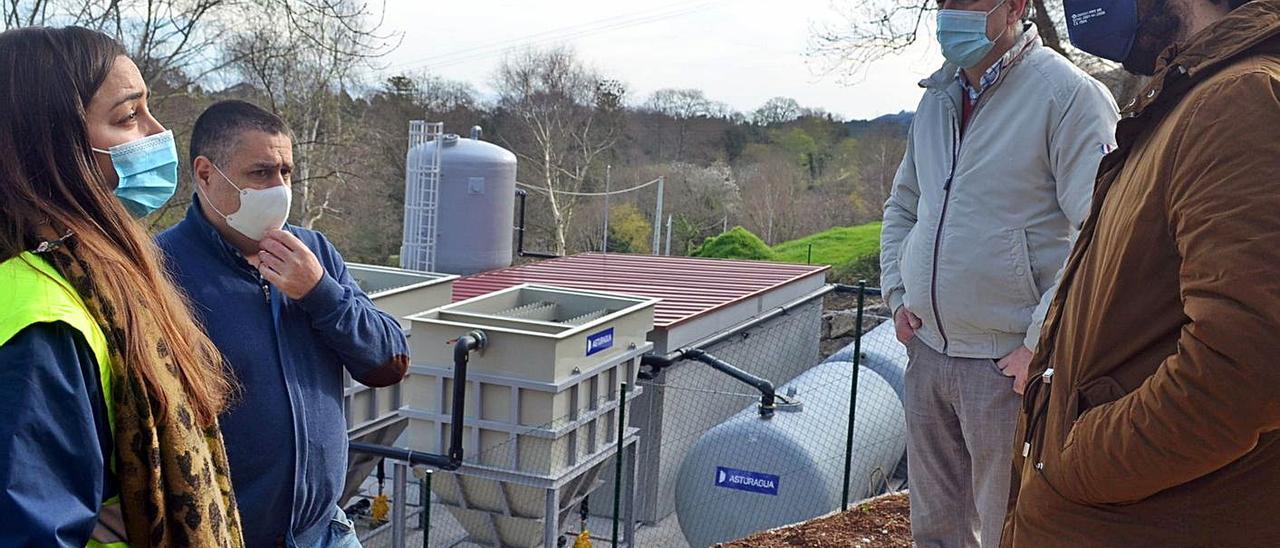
[347,283,907,548]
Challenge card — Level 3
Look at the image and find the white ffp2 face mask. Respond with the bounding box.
[199,163,292,241]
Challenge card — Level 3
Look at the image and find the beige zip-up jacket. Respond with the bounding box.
[880,23,1119,359]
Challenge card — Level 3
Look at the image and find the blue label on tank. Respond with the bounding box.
[715,466,780,496]
[586,328,614,356]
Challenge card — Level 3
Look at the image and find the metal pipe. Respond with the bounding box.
[684,349,777,418]
[664,215,673,256]
[639,285,835,377]
[349,443,460,469]
[514,189,560,259]
[652,177,664,255]
[833,283,883,296]
[603,164,611,253]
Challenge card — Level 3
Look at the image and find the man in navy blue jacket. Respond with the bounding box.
[157,100,409,547]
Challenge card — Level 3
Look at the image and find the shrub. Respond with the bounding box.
[831,252,881,285]
[692,227,776,261]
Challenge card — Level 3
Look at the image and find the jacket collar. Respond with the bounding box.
[182,194,255,270]
[921,21,1042,90]
[1123,0,1280,119]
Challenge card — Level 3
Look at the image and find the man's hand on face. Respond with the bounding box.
[257,229,324,300]
[894,307,923,344]
[998,345,1034,395]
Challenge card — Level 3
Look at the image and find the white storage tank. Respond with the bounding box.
[673,360,907,548]
[402,126,516,275]
[341,263,457,506]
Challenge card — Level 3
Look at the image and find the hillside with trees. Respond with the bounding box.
[5,1,912,266]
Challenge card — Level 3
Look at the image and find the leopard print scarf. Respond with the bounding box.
[41,238,243,547]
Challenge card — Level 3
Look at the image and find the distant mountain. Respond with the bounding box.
[844,111,913,139]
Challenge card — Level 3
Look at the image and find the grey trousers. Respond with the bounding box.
[904,337,1020,548]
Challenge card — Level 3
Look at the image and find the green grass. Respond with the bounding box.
[690,222,884,284]
[772,222,882,266]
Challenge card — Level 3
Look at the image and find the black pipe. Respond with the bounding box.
[684,349,778,418]
[515,189,560,259]
[348,442,460,469]
[448,331,487,464]
[348,329,487,471]
[833,283,882,296]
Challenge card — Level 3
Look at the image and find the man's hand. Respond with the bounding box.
[894,307,923,344]
[998,346,1034,395]
[257,229,324,300]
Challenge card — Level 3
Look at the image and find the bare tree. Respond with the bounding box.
[737,148,803,245]
[226,0,396,229]
[643,88,713,161]
[493,46,624,255]
[807,1,1146,107]
[808,1,1066,74]
[752,96,803,126]
[859,123,909,215]
[3,0,238,95]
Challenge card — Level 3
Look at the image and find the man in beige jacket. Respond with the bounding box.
[879,1,1118,545]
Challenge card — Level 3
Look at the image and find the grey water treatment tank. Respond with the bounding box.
[406,132,516,275]
[827,321,908,402]
[674,362,907,548]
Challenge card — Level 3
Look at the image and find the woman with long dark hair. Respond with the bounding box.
[0,27,243,546]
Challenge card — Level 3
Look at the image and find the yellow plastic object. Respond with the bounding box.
[371,493,390,523]
[573,530,592,548]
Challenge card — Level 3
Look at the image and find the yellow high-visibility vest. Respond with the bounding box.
[0,252,126,547]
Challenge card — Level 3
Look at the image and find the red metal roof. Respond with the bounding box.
[452,253,830,328]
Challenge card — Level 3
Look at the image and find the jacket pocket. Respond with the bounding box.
[1009,228,1040,305]
[1063,376,1127,450]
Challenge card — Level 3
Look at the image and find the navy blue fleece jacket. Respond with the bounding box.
[156,198,408,547]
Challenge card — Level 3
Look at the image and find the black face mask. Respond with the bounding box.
[1123,0,1186,75]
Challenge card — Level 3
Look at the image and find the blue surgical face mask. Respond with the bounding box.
[93,130,179,217]
[937,0,1010,69]
[1063,0,1139,64]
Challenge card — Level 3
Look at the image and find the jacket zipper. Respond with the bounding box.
[930,113,959,353]
[260,271,306,538]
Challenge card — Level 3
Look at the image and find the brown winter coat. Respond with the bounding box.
[1002,2,1280,546]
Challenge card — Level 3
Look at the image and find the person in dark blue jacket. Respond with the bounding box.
[156,100,410,548]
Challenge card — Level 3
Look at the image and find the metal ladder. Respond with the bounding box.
[400,121,444,272]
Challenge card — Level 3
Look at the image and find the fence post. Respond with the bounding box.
[422,469,432,548]
[612,383,629,547]
[841,280,867,511]
[392,462,408,548]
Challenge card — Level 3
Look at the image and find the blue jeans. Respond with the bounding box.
[306,506,362,548]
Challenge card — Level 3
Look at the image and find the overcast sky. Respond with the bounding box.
[376,0,944,121]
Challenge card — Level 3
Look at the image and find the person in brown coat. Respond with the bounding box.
[1002,0,1280,546]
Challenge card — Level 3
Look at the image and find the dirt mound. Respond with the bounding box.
[718,492,911,547]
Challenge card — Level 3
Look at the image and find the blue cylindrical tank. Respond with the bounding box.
[674,362,907,548]
[405,133,516,275]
